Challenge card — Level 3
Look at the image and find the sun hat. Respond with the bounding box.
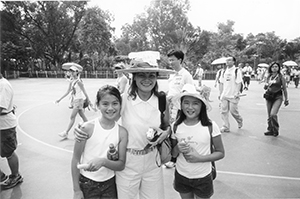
[62,62,83,72]
[116,51,175,76]
[172,84,212,112]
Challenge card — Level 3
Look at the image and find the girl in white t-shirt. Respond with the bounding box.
[171,84,225,199]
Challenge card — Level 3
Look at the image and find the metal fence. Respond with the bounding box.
[4,70,218,80]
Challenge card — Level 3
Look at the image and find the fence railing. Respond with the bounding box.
[5,70,219,80]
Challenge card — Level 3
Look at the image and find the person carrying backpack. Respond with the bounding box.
[219,56,243,133]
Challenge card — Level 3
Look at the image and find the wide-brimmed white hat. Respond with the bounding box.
[172,84,212,112]
[116,61,175,76]
[116,51,175,76]
[62,62,83,72]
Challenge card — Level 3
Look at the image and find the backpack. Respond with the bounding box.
[222,68,243,93]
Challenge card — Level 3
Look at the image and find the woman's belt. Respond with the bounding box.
[127,147,155,155]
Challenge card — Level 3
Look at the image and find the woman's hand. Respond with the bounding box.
[74,124,89,142]
[150,127,169,146]
[284,100,289,106]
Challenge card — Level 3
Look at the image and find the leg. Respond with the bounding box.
[179,192,194,199]
[229,98,243,128]
[220,99,230,132]
[65,108,79,133]
[269,98,283,136]
[266,100,273,132]
[7,152,19,176]
[78,109,88,122]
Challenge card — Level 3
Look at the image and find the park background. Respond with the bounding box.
[1,0,300,79]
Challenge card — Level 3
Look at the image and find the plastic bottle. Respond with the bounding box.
[107,143,118,160]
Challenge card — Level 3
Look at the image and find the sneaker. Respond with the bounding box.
[1,174,23,190]
[220,128,230,133]
[165,161,176,168]
[58,131,68,139]
[0,173,9,185]
[264,131,274,136]
[238,121,243,129]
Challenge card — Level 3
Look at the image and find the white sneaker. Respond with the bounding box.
[165,161,176,168]
[58,131,68,139]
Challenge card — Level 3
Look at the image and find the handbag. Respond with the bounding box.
[263,90,276,101]
[156,91,172,167]
[157,138,172,166]
[208,125,217,180]
[83,99,89,109]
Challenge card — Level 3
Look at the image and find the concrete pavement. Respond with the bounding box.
[1,78,300,199]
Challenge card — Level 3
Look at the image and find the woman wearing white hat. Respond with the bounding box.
[56,64,92,139]
[171,83,225,199]
[75,57,175,198]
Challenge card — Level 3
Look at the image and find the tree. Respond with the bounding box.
[1,1,86,69]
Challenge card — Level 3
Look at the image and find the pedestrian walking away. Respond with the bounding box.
[263,62,289,137]
[55,64,92,139]
[170,83,225,199]
[0,73,23,190]
[242,63,253,90]
[114,63,129,94]
[193,64,204,87]
[74,52,174,199]
[219,56,243,133]
[71,85,128,199]
[165,49,194,169]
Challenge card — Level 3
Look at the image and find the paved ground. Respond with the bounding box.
[1,78,300,199]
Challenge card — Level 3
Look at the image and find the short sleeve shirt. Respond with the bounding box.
[171,121,221,178]
[220,66,243,98]
[167,68,194,99]
[0,78,17,129]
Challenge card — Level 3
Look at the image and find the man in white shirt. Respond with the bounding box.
[242,63,253,90]
[193,64,204,87]
[219,57,243,133]
[165,49,194,168]
[0,73,23,189]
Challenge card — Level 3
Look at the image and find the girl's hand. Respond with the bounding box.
[73,191,84,199]
[284,100,289,106]
[74,124,89,142]
[183,149,201,163]
[177,141,191,154]
[86,158,106,172]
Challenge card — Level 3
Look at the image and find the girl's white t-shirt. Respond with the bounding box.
[171,121,221,178]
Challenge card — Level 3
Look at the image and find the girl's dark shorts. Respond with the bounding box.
[0,127,17,158]
[79,174,117,199]
[174,169,214,198]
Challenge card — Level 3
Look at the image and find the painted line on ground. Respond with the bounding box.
[17,101,72,154]
[219,170,300,181]
[16,101,300,181]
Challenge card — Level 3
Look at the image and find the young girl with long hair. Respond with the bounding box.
[171,84,225,199]
[71,85,128,199]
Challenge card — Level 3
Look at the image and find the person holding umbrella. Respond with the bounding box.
[56,63,92,139]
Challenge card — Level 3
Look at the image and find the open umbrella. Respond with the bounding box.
[62,62,83,72]
[283,60,298,67]
[211,57,227,65]
[257,63,269,68]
